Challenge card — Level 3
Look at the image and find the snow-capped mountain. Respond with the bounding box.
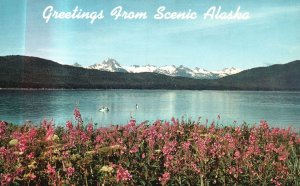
[87,59,241,79]
[124,65,157,73]
[88,58,127,72]
[155,65,177,76]
[212,67,241,78]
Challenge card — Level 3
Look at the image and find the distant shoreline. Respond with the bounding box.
[1,56,300,91]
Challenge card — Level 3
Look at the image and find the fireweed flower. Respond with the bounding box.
[191,163,201,174]
[66,167,75,176]
[86,123,93,133]
[116,166,132,182]
[0,108,299,185]
[95,135,103,144]
[45,125,54,141]
[235,127,242,136]
[249,133,257,144]
[1,173,12,185]
[228,166,243,178]
[159,172,170,185]
[0,147,7,156]
[162,141,177,155]
[0,121,6,138]
[278,150,289,161]
[16,135,27,152]
[265,143,276,153]
[260,120,269,130]
[234,150,241,159]
[74,107,82,122]
[164,155,174,169]
[27,152,34,159]
[66,121,73,130]
[129,146,138,154]
[171,117,177,125]
[45,163,56,176]
[181,141,191,151]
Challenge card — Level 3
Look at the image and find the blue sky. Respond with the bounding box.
[0,0,300,70]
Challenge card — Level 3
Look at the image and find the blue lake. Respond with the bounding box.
[0,90,299,128]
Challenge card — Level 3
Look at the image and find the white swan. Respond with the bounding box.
[99,107,109,112]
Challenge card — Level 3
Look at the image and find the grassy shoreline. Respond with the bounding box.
[1,109,299,185]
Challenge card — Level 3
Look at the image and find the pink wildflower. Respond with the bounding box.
[0,147,7,156]
[249,133,256,144]
[234,150,241,159]
[0,121,6,138]
[159,172,170,185]
[191,162,201,174]
[235,127,242,136]
[66,121,73,130]
[278,150,289,161]
[228,167,236,175]
[171,117,178,125]
[129,146,138,154]
[164,155,174,168]
[16,134,28,152]
[181,141,191,151]
[74,107,82,121]
[260,120,269,130]
[45,125,54,141]
[66,167,75,176]
[116,166,132,182]
[95,135,103,144]
[27,128,37,140]
[1,173,13,185]
[45,163,56,176]
[27,152,34,159]
[225,133,234,143]
[87,123,93,133]
[271,177,282,186]
[265,143,276,153]
[16,167,24,175]
[162,141,177,155]
[126,119,136,131]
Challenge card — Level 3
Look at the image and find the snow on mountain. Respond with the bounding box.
[191,67,216,79]
[176,65,194,76]
[88,58,127,72]
[193,67,211,74]
[124,65,157,73]
[155,65,177,76]
[88,59,241,79]
[212,67,241,78]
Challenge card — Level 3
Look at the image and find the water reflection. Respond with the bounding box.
[0,90,299,128]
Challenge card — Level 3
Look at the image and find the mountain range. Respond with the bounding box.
[0,55,299,90]
[87,58,241,79]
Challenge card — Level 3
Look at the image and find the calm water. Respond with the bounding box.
[0,90,299,128]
